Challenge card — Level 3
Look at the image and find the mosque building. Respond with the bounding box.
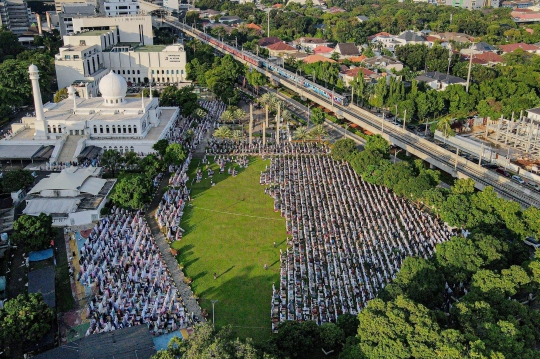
[0,64,178,165]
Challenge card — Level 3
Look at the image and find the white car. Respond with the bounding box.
[512,175,525,185]
[524,237,540,249]
[527,182,540,191]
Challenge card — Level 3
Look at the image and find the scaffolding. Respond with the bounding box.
[485,111,540,158]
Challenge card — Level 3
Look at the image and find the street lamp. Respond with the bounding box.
[211,300,218,326]
[393,148,402,164]
[307,104,311,128]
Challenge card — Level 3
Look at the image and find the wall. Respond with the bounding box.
[72,15,153,45]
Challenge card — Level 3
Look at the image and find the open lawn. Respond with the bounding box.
[172,157,287,342]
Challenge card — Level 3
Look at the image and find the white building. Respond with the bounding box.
[102,0,140,16]
[24,166,115,226]
[0,66,179,166]
[0,0,31,35]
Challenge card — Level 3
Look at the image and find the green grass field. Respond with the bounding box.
[171,157,287,342]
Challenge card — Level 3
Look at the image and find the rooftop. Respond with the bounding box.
[134,45,167,52]
[75,29,111,36]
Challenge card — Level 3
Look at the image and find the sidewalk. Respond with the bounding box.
[144,173,205,323]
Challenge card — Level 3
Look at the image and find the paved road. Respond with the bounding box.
[144,173,205,323]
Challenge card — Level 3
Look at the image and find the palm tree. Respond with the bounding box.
[213,126,232,140]
[231,129,244,142]
[309,124,329,142]
[232,108,246,122]
[293,126,311,141]
[193,108,207,119]
[281,109,293,124]
[257,93,276,108]
[220,110,235,123]
[436,117,456,142]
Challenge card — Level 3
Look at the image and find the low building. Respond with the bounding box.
[312,45,334,57]
[267,42,297,57]
[334,43,360,58]
[362,55,403,72]
[218,15,242,25]
[395,30,426,46]
[340,66,381,85]
[370,33,401,52]
[511,9,540,22]
[415,71,467,91]
[302,54,336,64]
[503,0,533,8]
[292,37,332,52]
[462,52,503,66]
[460,41,499,55]
[24,167,115,226]
[356,15,369,22]
[258,36,282,47]
[498,42,540,54]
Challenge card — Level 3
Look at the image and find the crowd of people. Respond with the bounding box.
[206,139,329,156]
[77,208,190,336]
[262,155,453,330]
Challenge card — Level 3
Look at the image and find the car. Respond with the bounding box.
[511,175,525,184]
[407,125,416,131]
[526,182,540,191]
[482,163,499,169]
[496,168,511,177]
[524,237,540,249]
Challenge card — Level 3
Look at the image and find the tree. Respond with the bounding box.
[364,134,390,158]
[245,67,266,95]
[308,124,328,142]
[159,86,200,116]
[100,149,123,177]
[311,107,325,125]
[336,313,360,338]
[293,126,311,141]
[213,126,233,140]
[331,138,357,161]
[12,213,54,252]
[139,154,163,180]
[269,321,321,358]
[53,88,68,103]
[163,143,186,166]
[0,293,54,345]
[320,323,344,351]
[153,139,169,158]
[331,52,341,61]
[349,149,384,175]
[220,109,235,123]
[1,169,34,193]
[111,174,152,209]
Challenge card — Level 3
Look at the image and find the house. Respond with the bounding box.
[313,45,334,57]
[429,32,473,44]
[498,42,540,54]
[292,37,333,51]
[368,32,392,41]
[511,10,540,22]
[503,0,533,8]
[370,33,401,52]
[415,71,467,91]
[200,9,220,18]
[246,23,263,32]
[356,15,369,22]
[334,43,361,58]
[460,41,499,55]
[362,55,403,72]
[258,36,283,47]
[267,42,298,57]
[218,15,243,25]
[340,67,382,85]
[462,52,503,66]
[395,30,426,46]
[327,6,346,14]
[302,54,337,64]
[348,55,367,63]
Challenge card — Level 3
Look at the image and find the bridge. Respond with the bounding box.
[163,16,540,209]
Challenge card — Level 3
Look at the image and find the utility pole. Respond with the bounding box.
[211,300,218,326]
[267,10,270,37]
[307,104,311,128]
[455,147,459,171]
[249,103,253,144]
[402,109,407,130]
[382,112,385,133]
[466,43,474,93]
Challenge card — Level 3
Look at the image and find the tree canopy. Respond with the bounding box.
[0,169,34,193]
[111,174,153,209]
[12,213,54,252]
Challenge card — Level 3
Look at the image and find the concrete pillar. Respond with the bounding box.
[249,103,253,145]
[46,12,52,30]
[405,150,410,156]
[265,105,269,129]
[429,163,435,169]
[36,14,43,35]
[262,123,266,146]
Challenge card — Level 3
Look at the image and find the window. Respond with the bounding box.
[133,127,137,133]
[47,126,51,133]
[122,70,125,74]
[176,70,179,74]
[161,70,164,74]
[106,126,110,133]
[93,126,97,133]
[137,70,140,74]
[105,6,110,9]
[100,126,103,133]
[166,70,169,74]
[65,55,71,60]
[151,70,154,74]
[127,70,130,74]
[74,55,79,59]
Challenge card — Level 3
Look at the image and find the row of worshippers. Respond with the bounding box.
[206,139,329,156]
[77,208,189,336]
[263,155,454,331]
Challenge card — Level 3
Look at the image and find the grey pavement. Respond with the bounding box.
[144,173,205,323]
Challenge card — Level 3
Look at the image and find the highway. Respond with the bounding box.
[163,17,540,208]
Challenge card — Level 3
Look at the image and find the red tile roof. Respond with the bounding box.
[246,23,262,31]
[313,45,334,54]
[267,42,297,51]
[368,32,392,41]
[498,42,540,53]
[474,52,503,63]
[303,54,336,64]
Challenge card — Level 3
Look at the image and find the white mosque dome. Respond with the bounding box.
[99,71,127,105]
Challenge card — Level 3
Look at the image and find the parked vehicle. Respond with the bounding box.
[524,237,540,249]
[526,182,540,191]
[496,168,511,177]
[511,175,525,184]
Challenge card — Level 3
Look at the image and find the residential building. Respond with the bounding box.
[292,37,332,52]
[258,36,282,47]
[218,15,242,25]
[415,71,467,91]
[302,54,336,64]
[356,15,368,22]
[102,0,140,16]
[511,9,540,23]
[362,55,403,72]
[246,22,262,32]
[334,43,360,58]
[0,0,31,35]
[312,45,334,57]
[462,52,503,66]
[445,0,485,9]
[370,33,401,52]
[267,42,297,57]
[460,41,499,55]
[430,32,474,44]
[340,67,381,85]
[498,42,540,53]
[395,30,426,46]
[502,0,532,8]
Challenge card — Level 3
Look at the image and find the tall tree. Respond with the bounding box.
[12,213,54,252]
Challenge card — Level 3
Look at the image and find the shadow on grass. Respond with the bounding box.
[217,265,235,279]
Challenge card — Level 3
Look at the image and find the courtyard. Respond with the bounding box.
[172,156,287,342]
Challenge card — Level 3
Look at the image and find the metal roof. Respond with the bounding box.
[0,145,43,160]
